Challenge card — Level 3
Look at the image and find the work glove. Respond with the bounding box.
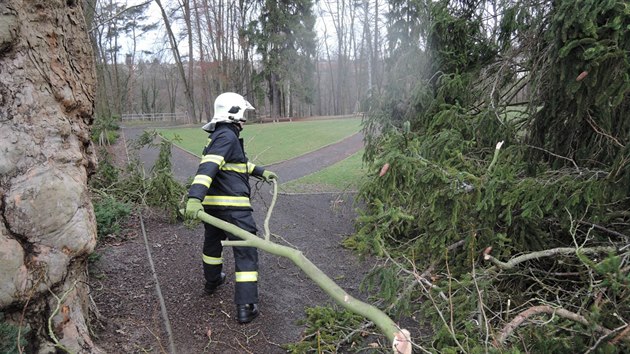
[262,170,278,182]
[185,198,203,220]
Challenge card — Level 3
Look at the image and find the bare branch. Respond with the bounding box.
[611,325,630,345]
[577,220,629,240]
[483,246,617,270]
[525,144,580,172]
[585,111,625,148]
[494,305,628,347]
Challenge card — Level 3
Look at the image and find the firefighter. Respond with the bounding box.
[185,92,277,324]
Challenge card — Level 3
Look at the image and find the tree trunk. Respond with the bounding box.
[238,0,254,107]
[270,72,280,119]
[155,0,197,123]
[182,0,196,121]
[0,1,100,353]
[193,0,212,122]
[364,0,373,106]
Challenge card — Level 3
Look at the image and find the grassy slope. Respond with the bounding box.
[158,118,365,192]
[158,118,362,165]
[281,150,366,193]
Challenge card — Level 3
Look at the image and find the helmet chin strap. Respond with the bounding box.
[228,115,246,123]
[227,116,244,130]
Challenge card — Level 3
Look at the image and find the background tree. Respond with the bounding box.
[89,0,156,119]
[86,0,388,122]
[248,0,317,119]
[155,0,198,122]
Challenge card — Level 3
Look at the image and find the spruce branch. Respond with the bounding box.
[418,280,468,353]
[577,220,629,241]
[471,234,490,351]
[611,325,630,345]
[585,111,625,148]
[263,179,278,241]
[585,323,630,354]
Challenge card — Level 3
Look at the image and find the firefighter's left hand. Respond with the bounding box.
[262,170,278,182]
[185,198,203,220]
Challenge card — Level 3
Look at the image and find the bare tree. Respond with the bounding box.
[193,0,212,121]
[154,0,198,122]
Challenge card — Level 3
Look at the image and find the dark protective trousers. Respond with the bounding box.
[202,209,259,305]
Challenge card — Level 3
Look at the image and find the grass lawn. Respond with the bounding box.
[157,118,362,165]
[281,149,366,193]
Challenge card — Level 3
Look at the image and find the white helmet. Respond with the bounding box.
[202,92,255,132]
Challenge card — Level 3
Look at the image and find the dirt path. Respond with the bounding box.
[90,124,389,353]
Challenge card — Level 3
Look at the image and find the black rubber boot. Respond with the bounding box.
[236,304,259,324]
[204,272,226,294]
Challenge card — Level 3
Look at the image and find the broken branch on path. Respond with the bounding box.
[192,210,412,354]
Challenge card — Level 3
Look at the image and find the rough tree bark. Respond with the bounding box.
[0,1,100,353]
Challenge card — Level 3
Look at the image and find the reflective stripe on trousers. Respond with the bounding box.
[203,210,259,305]
[203,254,223,265]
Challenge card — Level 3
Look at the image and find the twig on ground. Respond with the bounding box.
[48,281,80,354]
[494,305,626,347]
[143,325,168,354]
[610,324,630,345]
[585,324,629,354]
[236,339,255,354]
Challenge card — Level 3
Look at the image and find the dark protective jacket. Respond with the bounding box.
[188,123,265,210]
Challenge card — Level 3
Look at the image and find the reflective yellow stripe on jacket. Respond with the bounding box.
[221,163,248,173]
[201,154,225,166]
[192,175,212,188]
[202,195,251,208]
[235,271,258,282]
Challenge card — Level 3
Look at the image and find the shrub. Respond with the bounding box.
[93,195,131,238]
[285,305,368,353]
[0,314,28,354]
[91,115,121,146]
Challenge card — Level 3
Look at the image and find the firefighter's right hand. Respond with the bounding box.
[262,170,278,182]
[185,198,203,220]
